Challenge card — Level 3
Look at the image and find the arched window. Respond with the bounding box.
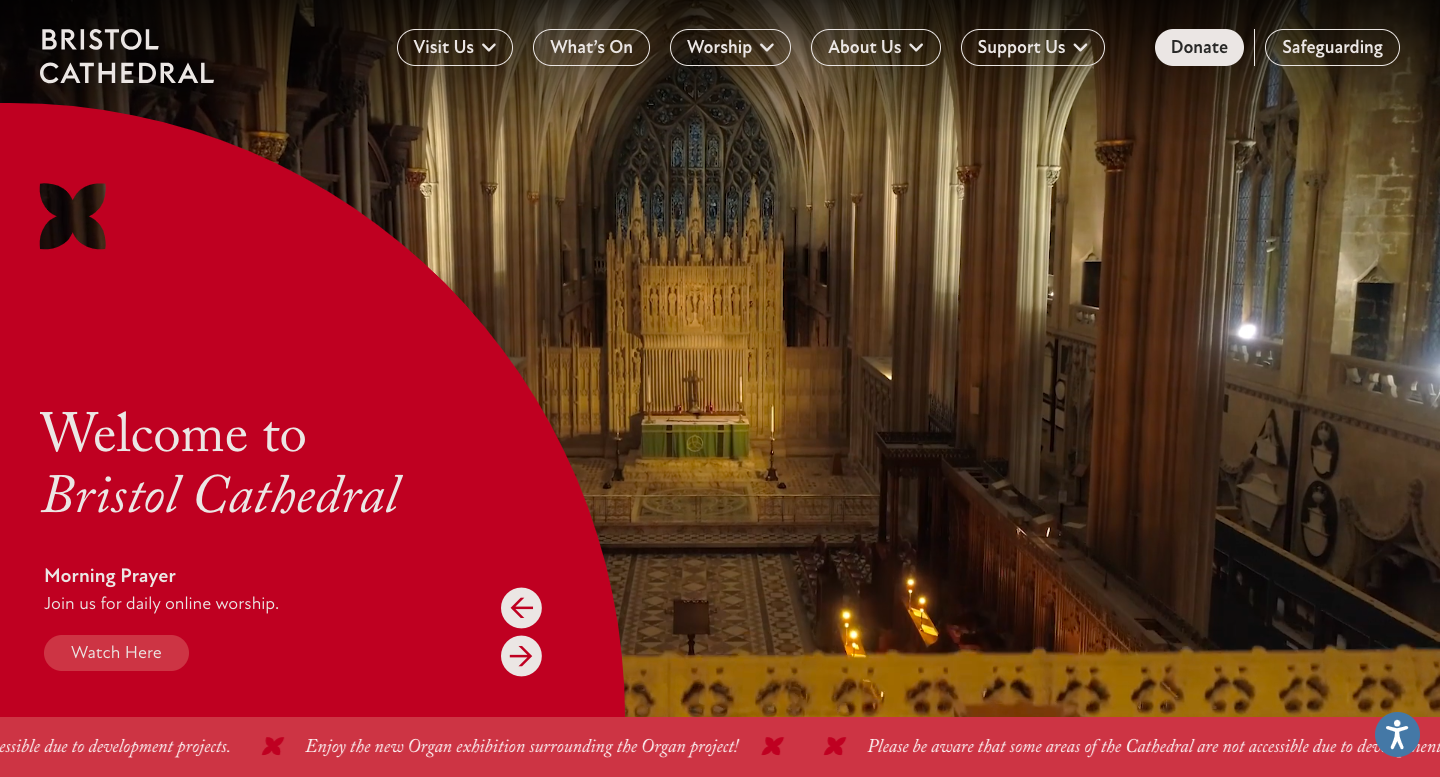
[1232,62,1300,339]
[611,63,776,237]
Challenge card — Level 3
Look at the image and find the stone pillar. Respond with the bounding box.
[1086,0,1234,630]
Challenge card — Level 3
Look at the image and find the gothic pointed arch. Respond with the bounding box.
[609,61,778,238]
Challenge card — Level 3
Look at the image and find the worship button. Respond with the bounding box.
[670,28,790,67]
[45,635,189,671]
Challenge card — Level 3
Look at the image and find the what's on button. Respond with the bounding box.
[1155,29,1245,66]
[45,635,189,671]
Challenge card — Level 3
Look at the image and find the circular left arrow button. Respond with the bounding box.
[501,587,542,629]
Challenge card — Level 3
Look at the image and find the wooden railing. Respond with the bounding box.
[943,465,1191,654]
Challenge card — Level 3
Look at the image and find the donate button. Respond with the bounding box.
[1155,29,1244,66]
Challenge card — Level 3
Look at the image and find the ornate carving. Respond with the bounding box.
[483,182,498,196]
[891,183,909,196]
[849,193,864,205]
[418,182,435,200]
[247,131,288,163]
[1042,165,1062,187]
[526,191,541,204]
[404,168,428,187]
[824,199,835,210]
[602,177,785,432]
[1094,140,1134,173]
[1233,139,1257,172]
[328,76,370,126]
[1341,479,1423,543]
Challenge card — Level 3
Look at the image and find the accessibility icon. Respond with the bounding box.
[1375,712,1420,757]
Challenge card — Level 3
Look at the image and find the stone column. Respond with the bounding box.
[1086,0,1234,630]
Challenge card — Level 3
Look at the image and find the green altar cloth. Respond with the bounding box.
[640,417,749,458]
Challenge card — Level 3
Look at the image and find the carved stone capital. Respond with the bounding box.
[1233,139,1258,172]
[526,191,541,204]
[247,131,288,163]
[419,182,435,200]
[555,197,566,206]
[957,165,980,185]
[849,192,864,204]
[1094,140,1134,173]
[1302,170,1328,189]
[823,199,836,210]
[405,168,428,187]
[891,183,909,196]
[483,182,498,196]
[1042,165,1062,187]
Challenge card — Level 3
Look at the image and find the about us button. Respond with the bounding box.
[1155,29,1244,66]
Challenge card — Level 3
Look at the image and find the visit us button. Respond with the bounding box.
[45,635,189,671]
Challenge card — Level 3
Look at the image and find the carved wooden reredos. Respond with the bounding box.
[606,176,784,439]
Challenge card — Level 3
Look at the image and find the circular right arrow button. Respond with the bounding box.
[501,636,542,677]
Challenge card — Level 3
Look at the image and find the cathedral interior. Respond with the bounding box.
[12,0,1440,715]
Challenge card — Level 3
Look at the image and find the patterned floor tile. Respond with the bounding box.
[609,552,811,656]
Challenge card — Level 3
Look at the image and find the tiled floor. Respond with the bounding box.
[609,552,812,656]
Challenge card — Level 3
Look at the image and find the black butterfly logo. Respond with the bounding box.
[39,183,106,249]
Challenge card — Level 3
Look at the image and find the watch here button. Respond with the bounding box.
[45,635,189,671]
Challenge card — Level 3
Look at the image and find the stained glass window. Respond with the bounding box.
[1231,62,1299,342]
[1275,169,1295,336]
[611,62,777,236]
[1265,63,1283,108]
[1233,170,1251,330]
[1254,169,1274,323]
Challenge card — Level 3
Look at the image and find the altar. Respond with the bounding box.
[641,415,750,459]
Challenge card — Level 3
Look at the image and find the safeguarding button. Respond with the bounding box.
[1155,29,1244,66]
[1264,29,1399,67]
[45,635,189,671]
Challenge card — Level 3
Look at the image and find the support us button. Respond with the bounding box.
[1155,29,1245,66]
[45,635,189,671]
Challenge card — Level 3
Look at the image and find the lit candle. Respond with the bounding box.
[739,375,743,408]
[770,406,774,435]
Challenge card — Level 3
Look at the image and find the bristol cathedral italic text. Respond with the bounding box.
[14,0,1440,716]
